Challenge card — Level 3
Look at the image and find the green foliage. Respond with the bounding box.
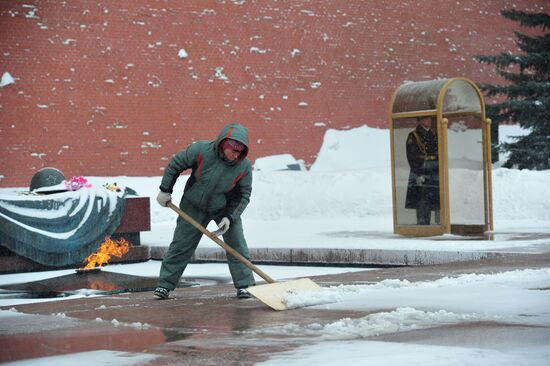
[475,10,550,170]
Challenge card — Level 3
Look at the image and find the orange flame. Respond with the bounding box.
[81,236,130,269]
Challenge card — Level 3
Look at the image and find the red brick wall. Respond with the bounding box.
[0,0,546,187]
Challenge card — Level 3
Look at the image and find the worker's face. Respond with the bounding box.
[223,147,241,161]
[419,117,432,129]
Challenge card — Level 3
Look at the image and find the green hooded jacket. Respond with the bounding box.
[159,123,252,222]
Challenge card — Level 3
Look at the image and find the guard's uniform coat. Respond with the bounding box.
[405,124,440,224]
[158,123,255,290]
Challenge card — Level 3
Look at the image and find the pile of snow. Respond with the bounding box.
[310,125,390,172]
[253,307,485,340]
[249,124,549,222]
[254,154,305,171]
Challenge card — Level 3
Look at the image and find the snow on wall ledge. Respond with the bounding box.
[0,0,547,187]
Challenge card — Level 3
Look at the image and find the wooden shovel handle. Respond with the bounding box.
[167,202,275,284]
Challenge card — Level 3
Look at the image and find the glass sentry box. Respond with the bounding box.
[389,77,493,237]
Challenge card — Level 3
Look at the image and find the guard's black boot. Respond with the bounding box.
[154,286,170,300]
[237,287,251,299]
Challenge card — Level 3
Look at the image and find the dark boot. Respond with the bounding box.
[154,286,170,300]
[236,287,251,299]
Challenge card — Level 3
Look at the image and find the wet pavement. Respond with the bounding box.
[0,271,201,300]
[1,251,550,365]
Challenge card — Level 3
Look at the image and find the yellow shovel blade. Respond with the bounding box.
[247,278,321,311]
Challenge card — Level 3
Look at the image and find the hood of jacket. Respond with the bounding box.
[215,122,249,163]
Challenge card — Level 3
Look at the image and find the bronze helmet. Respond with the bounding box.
[29,167,66,192]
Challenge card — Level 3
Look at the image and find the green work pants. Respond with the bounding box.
[158,199,255,290]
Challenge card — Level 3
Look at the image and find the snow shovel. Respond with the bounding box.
[167,202,321,310]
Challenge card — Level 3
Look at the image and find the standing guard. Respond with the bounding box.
[405,116,440,225]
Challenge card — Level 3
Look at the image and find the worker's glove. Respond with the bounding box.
[156,191,172,207]
[416,175,425,186]
[215,217,231,236]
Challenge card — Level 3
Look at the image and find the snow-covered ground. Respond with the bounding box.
[257,268,550,366]
[1,124,549,366]
[259,340,550,366]
[2,263,549,366]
